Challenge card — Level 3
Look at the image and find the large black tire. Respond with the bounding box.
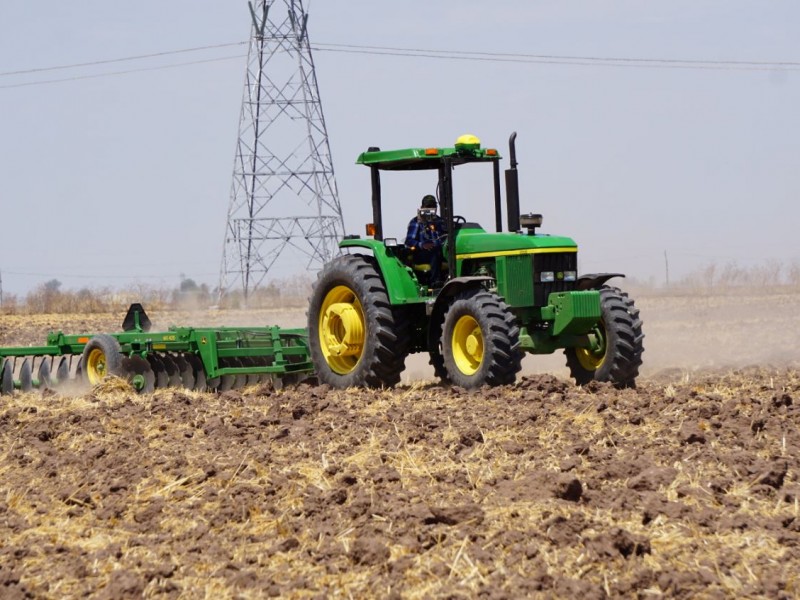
[427,302,450,384]
[308,255,411,388]
[441,289,523,389]
[429,347,450,384]
[565,285,644,388]
[82,334,123,386]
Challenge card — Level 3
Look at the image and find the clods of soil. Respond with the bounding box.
[1,367,799,598]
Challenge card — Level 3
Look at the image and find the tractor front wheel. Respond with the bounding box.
[565,285,644,388]
[308,255,410,388]
[441,289,522,389]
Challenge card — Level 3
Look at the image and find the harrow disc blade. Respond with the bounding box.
[215,358,237,392]
[158,354,183,388]
[255,356,274,384]
[55,357,70,384]
[37,358,53,389]
[171,354,195,390]
[1,358,14,395]
[217,374,235,392]
[19,359,33,392]
[147,355,170,389]
[228,358,248,390]
[240,358,261,387]
[120,356,155,394]
[183,354,207,392]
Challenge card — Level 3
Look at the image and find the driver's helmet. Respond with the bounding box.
[421,194,437,209]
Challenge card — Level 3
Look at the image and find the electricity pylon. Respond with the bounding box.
[219,0,344,302]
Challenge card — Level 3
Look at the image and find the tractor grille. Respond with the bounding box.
[533,252,578,306]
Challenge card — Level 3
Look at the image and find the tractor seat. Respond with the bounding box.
[410,258,448,277]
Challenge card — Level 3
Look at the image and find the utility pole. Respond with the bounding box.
[664,250,670,288]
[219,0,345,303]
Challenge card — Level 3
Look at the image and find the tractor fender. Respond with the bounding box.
[427,276,494,352]
[577,272,625,291]
[339,238,421,304]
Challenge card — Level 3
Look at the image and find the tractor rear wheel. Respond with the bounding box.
[82,335,123,385]
[441,289,522,389]
[308,255,411,388]
[565,285,644,388]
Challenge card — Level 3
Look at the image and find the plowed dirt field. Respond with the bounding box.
[1,294,799,598]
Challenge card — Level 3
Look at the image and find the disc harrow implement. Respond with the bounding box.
[0,304,313,395]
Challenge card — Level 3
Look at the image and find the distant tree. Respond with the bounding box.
[44,279,62,293]
[180,277,199,293]
[175,275,210,308]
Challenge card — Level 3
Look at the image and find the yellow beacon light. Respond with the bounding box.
[455,134,481,150]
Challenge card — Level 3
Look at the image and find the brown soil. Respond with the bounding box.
[1,296,799,598]
[1,369,799,598]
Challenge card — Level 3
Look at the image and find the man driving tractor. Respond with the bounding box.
[405,194,447,286]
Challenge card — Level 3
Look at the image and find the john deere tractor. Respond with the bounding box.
[308,133,644,389]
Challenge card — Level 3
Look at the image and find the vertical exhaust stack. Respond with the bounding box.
[505,132,521,232]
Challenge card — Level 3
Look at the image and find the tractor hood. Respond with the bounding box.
[454,226,577,258]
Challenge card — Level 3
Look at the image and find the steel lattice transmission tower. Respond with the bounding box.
[219,0,344,301]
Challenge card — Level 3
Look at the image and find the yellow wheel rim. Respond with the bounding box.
[576,321,607,371]
[86,348,108,385]
[318,285,365,375]
[452,315,483,376]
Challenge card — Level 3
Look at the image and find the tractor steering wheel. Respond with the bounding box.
[440,216,466,245]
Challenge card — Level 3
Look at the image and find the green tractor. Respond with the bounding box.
[308,133,644,389]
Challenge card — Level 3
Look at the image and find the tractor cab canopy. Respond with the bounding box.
[356,136,502,171]
[356,134,505,239]
[356,134,520,283]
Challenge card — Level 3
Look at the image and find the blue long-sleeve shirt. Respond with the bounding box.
[405,215,446,250]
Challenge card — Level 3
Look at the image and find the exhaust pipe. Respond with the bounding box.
[505,132,521,232]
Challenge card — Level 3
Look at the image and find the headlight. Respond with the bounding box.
[563,271,577,282]
[540,271,554,283]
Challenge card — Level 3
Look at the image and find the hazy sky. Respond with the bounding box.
[1,1,797,296]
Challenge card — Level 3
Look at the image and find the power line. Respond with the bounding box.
[0,54,245,89]
[0,40,797,91]
[314,42,800,68]
[310,44,800,72]
[0,41,247,77]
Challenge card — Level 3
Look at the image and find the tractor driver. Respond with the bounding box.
[405,194,446,286]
